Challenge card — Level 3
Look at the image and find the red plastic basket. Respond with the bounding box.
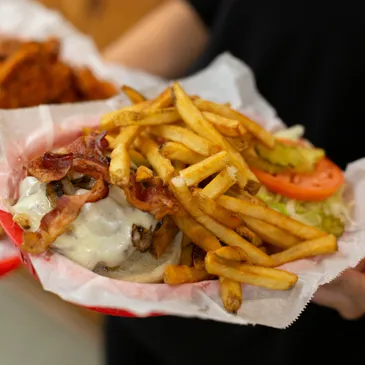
[0,209,163,317]
[0,255,21,277]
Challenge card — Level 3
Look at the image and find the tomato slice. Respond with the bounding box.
[251,140,344,201]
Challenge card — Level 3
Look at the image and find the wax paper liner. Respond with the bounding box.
[1,53,365,328]
[0,0,163,268]
[0,239,18,262]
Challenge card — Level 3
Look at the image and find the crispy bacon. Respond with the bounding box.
[42,152,73,170]
[26,133,109,182]
[95,131,109,151]
[64,132,109,161]
[22,177,108,254]
[22,133,110,254]
[151,216,179,258]
[73,158,109,182]
[124,174,179,220]
[27,154,72,182]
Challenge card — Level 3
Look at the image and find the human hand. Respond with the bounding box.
[312,259,365,319]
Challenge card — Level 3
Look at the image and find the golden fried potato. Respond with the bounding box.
[164,265,214,284]
[205,253,298,290]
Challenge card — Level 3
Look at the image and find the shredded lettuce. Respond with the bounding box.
[273,125,305,140]
[256,125,352,236]
[273,124,313,147]
[257,186,351,237]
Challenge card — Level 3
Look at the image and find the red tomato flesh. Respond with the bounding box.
[251,140,344,201]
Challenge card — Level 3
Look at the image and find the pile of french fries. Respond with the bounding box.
[98,82,338,314]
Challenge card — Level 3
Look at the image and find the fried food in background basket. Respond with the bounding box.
[0,37,117,108]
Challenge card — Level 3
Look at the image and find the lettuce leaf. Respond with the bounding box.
[257,186,350,237]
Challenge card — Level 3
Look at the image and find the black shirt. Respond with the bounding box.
[105,1,365,364]
[188,0,365,169]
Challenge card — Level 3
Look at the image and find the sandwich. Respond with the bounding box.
[11,132,181,283]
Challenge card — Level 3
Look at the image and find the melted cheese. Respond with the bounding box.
[11,177,157,270]
[11,177,53,231]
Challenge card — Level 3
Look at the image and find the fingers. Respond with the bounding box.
[313,286,363,320]
[312,269,365,320]
[355,258,365,272]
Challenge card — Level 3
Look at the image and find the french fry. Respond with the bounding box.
[271,235,337,267]
[172,160,185,172]
[192,245,206,270]
[227,188,265,206]
[226,136,253,152]
[219,277,243,314]
[164,265,214,284]
[103,128,121,148]
[109,144,130,186]
[213,246,249,262]
[116,125,141,145]
[128,148,151,167]
[100,83,340,316]
[179,151,230,187]
[170,177,273,266]
[173,82,260,193]
[259,246,269,254]
[211,247,244,312]
[121,85,146,104]
[243,216,300,249]
[205,253,298,290]
[203,111,248,137]
[217,195,327,241]
[160,141,205,165]
[105,134,117,149]
[135,135,175,184]
[180,243,193,266]
[151,216,179,258]
[135,166,154,182]
[149,86,173,110]
[209,246,245,312]
[108,128,142,149]
[200,167,237,200]
[235,225,263,247]
[100,101,153,130]
[194,191,242,229]
[109,125,141,186]
[101,107,180,129]
[171,208,221,252]
[150,125,219,156]
[181,234,191,247]
[194,98,275,148]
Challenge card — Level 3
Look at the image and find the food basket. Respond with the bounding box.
[0,209,163,317]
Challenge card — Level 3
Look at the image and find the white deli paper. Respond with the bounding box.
[0,0,163,263]
[0,239,18,261]
[1,53,365,328]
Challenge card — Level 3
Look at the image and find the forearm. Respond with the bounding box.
[102,0,208,79]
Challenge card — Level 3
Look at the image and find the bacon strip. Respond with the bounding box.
[22,133,110,254]
[64,132,109,162]
[26,133,109,182]
[27,153,73,182]
[124,174,179,221]
[22,177,108,254]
